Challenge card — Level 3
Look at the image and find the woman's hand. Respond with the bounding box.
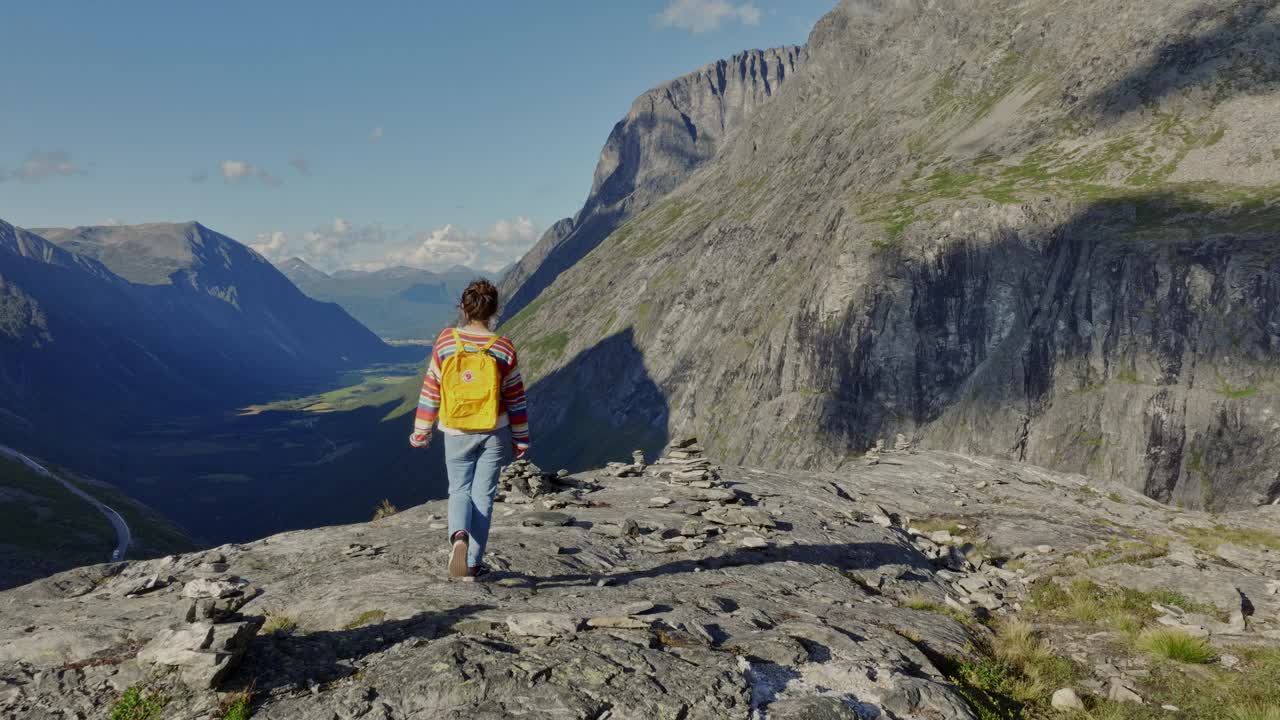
[409,432,432,449]
[512,443,527,459]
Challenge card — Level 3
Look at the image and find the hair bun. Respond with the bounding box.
[460,279,500,324]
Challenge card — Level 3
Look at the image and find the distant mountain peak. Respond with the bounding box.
[278,257,328,278]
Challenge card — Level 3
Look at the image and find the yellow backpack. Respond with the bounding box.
[439,329,501,431]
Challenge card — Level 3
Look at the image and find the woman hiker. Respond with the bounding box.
[409,279,529,579]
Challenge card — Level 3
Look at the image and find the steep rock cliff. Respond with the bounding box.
[503,0,1280,510]
[500,46,808,318]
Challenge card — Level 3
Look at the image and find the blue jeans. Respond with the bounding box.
[443,426,509,567]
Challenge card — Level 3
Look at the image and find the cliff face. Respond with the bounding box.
[503,0,1280,510]
[500,46,808,319]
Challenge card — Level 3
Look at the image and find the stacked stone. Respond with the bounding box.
[603,450,647,478]
[135,553,263,689]
[864,434,915,465]
[647,437,720,487]
[864,439,885,466]
[500,459,572,498]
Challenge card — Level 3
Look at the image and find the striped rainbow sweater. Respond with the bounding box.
[412,328,529,452]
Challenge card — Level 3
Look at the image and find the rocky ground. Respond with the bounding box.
[1,445,1277,719]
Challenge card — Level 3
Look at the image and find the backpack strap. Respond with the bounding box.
[480,335,499,354]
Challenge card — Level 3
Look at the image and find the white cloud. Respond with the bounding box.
[657,0,761,32]
[282,216,540,274]
[250,231,291,262]
[367,217,539,273]
[221,160,253,180]
[220,160,282,186]
[289,154,310,175]
[96,218,124,227]
[369,126,384,143]
[2,150,86,182]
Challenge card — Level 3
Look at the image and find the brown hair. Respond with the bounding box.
[459,279,499,324]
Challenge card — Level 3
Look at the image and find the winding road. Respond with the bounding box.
[0,445,131,562]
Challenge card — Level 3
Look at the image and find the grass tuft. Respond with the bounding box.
[1227,704,1280,720]
[372,499,398,521]
[262,614,297,635]
[1180,524,1280,553]
[903,594,983,629]
[1081,538,1169,568]
[344,609,386,630]
[1137,628,1216,664]
[110,686,167,720]
[931,619,1080,719]
[909,516,974,536]
[1029,579,1224,631]
[219,689,253,720]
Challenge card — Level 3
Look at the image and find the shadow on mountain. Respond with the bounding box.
[525,328,669,473]
[228,603,492,694]
[1083,0,1280,120]
[530,540,926,588]
[814,187,1280,508]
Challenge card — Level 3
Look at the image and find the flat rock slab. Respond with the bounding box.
[768,697,866,720]
[520,512,575,527]
[586,615,651,629]
[181,578,244,599]
[506,612,583,637]
[702,506,776,528]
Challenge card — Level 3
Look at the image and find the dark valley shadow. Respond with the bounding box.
[524,327,670,473]
[89,327,669,545]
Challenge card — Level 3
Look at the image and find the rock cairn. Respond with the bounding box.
[499,459,572,499]
[134,553,263,689]
[603,449,648,479]
[863,434,916,466]
[645,437,721,487]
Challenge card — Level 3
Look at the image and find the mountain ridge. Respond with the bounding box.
[281,260,495,340]
[0,218,398,450]
[499,45,808,320]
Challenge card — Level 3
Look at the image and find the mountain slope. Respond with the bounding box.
[0,219,200,430]
[501,0,1280,510]
[37,223,390,366]
[0,452,194,590]
[281,258,493,340]
[0,220,396,445]
[499,45,808,319]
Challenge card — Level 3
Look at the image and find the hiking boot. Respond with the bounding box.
[448,537,469,577]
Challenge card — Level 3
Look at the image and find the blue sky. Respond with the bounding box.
[1,0,832,272]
